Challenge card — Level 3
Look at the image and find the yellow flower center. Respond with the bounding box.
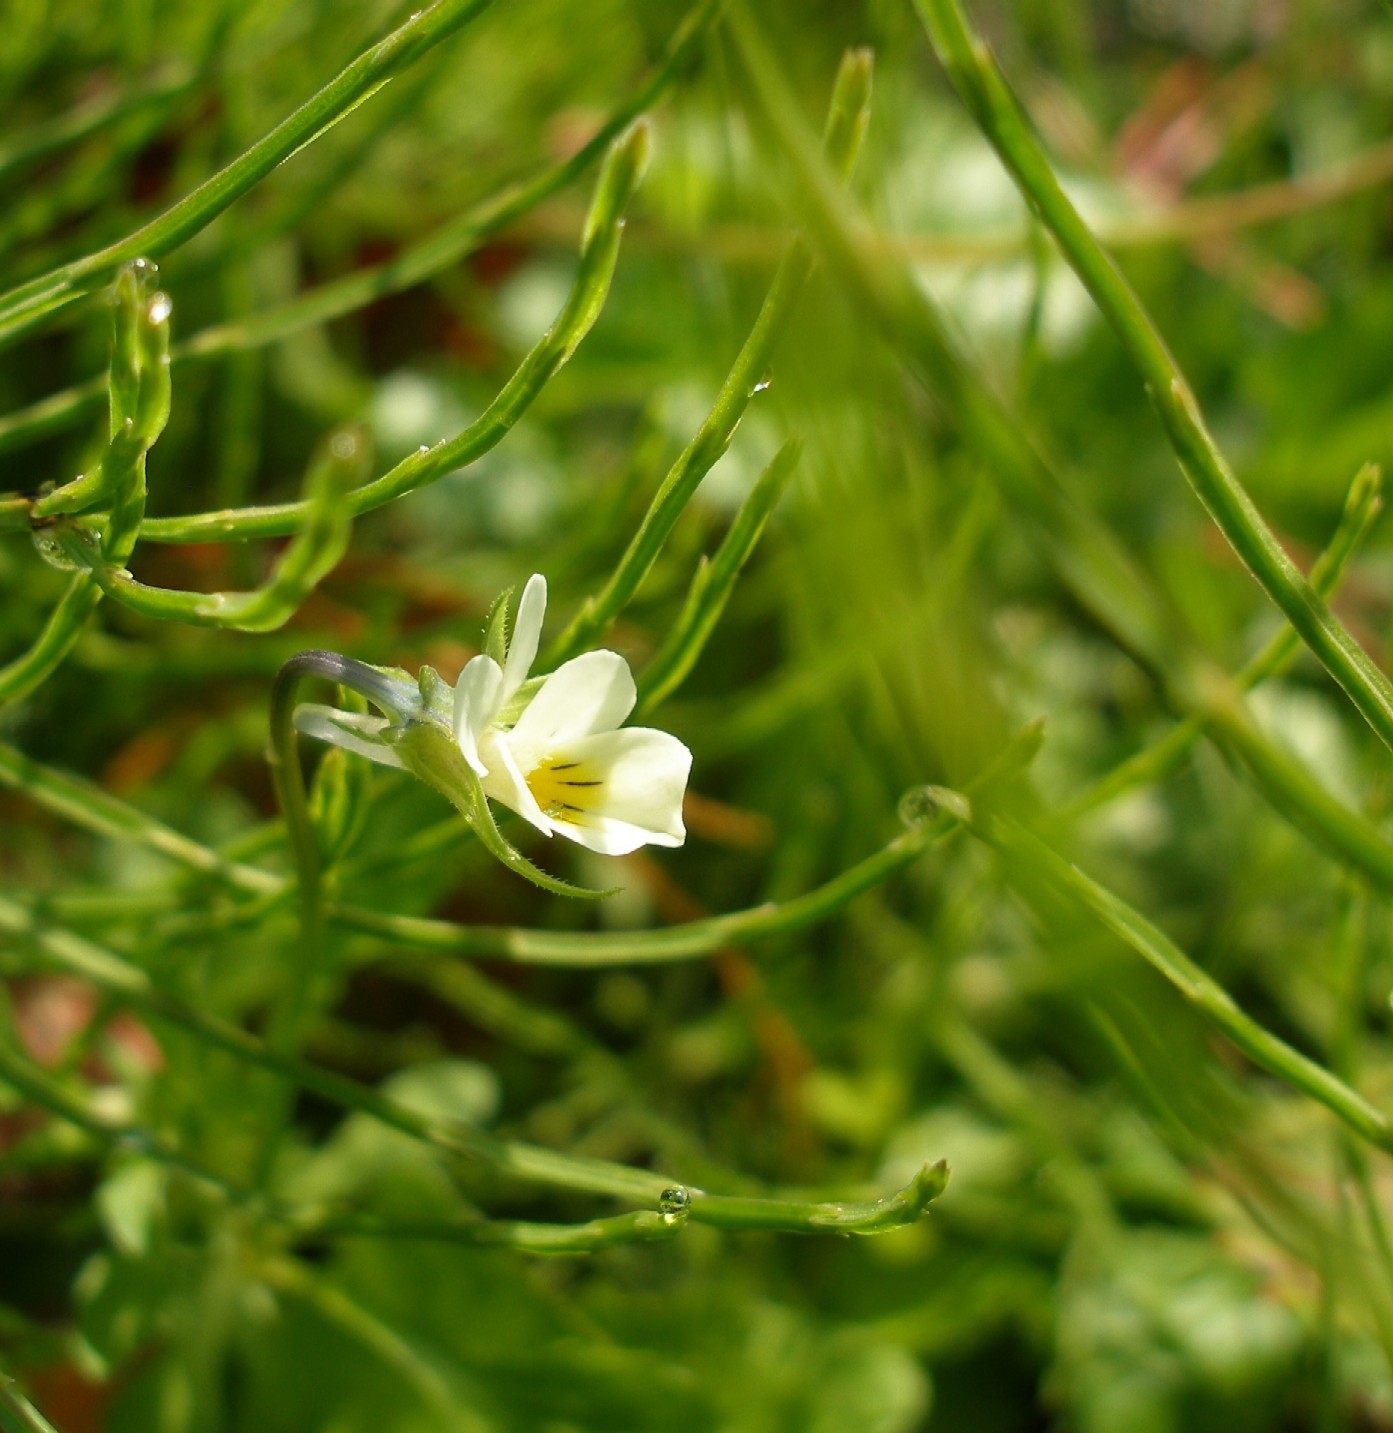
[526,756,604,822]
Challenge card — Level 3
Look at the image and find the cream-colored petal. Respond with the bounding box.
[506,651,636,769]
[500,573,546,702]
[478,728,556,838]
[524,727,690,854]
[294,705,407,770]
[453,654,503,775]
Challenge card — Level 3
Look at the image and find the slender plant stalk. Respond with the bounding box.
[334,812,959,965]
[977,811,1393,1157]
[1069,463,1383,818]
[0,1381,62,1433]
[132,123,649,544]
[639,437,803,710]
[915,0,1393,757]
[0,934,948,1239]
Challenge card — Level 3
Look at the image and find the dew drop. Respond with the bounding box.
[898,785,971,829]
[146,292,172,325]
[897,786,940,828]
[32,528,80,571]
[657,1186,691,1225]
[751,376,771,395]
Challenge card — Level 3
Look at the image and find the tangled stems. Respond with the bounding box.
[0,260,170,705]
[0,0,722,460]
[0,0,499,345]
[0,905,949,1240]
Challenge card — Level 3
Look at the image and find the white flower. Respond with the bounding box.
[453,575,691,856]
[292,575,692,859]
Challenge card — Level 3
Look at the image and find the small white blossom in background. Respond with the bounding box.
[295,574,691,857]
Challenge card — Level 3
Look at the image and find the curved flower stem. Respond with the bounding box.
[544,49,873,667]
[914,0,1393,756]
[264,648,420,1058]
[0,0,498,346]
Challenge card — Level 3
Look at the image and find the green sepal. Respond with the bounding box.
[481,585,515,667]
[394,723,613,900]
[414,663,456,727]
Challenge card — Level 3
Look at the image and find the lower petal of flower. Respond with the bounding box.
[522,727,690,854]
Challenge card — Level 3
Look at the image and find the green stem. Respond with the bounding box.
[915,0,1393,755]
[0,1381,61,1433]
[54,426,362,631]
[334,810,960,965]
[978,811,1393,1157]
[0,576,102,707]
[0,941,947,1242]
[1069,464,1382,818]
[639,437,803,710]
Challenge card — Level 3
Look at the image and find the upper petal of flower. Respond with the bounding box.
[294,704,407,770]
[500,573,547,703]
[506,650,636,770]
[453,654,503,776]
[523,726,691,855]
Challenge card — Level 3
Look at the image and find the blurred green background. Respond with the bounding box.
[5,0,1393,1428]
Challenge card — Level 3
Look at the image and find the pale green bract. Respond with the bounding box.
[294,574,692,857]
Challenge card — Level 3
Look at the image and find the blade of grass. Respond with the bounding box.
[543,48,873,666]
[639,436,802,711]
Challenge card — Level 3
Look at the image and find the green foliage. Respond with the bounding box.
[4,0,1393,1429]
